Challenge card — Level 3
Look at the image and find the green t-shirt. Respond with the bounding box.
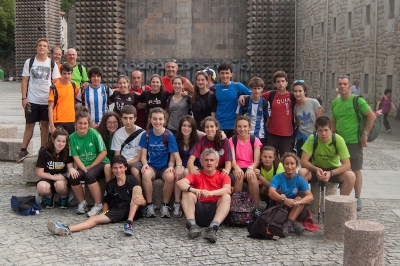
[69,128,109,166]
[301,133,350,168]
[71,64,88,85]
[332,95,370,144]
[260,162,284,182]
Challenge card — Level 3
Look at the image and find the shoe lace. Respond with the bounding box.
[173,203,181,212]
[161,205,171,213]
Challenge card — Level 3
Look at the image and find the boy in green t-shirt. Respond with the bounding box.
[298,116,355,195]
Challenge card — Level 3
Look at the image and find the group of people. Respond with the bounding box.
[19,38,380,242]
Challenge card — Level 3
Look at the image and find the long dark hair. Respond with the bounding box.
[200,116,223,152]
[97,111,122,152]
[260,145,280,172]
[46,127,69,162]
[191,71,209,107]
[175,116,198,158]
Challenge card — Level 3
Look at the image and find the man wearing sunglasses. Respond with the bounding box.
[162,59,194,94]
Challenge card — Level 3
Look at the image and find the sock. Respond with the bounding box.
[187,219,196,226]
[287,219,294,226]
[209,221,220,228]
[60,196,67,199]
[45,194,52,199]
[21,148,27,152]
[81,200,87,204]
[174,202,181,204]
[95,203,103,208]
[126,220,133,225]
[163,203,168,206]
[146,202,153,206]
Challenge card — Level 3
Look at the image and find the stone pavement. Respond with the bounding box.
[0,81,400,265]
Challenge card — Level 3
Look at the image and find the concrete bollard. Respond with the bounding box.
[343,220,385,266]
[324,195,357,241]
[151,179,174,208]
[309,182,338,215]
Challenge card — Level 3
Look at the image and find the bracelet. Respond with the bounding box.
[330,170,334,177]
[175,165,182,168]
[187,185,193,192]
[22,98,26,100]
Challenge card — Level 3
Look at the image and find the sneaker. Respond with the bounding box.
[292,221,305,235]
[160,205,171,218]
[186,223,202,239]
[59,196,68,209]
[204,225,219,243]
[282,221,293,237]
[357,198,362,211]
[76,201,88,215]
[123,222,134,236]
[144,204,156,218]
[43,195,54,208]
[87,204,103,217]
[173,202,182,218]
[47,222,71,236]
[254,209,262,218]
[16,150,29,163]
[388,129,392,134]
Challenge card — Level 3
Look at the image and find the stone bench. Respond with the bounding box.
[309,182,338,217]
[0,124,18,138]
[0,138,32,161]
[23,154,39,183]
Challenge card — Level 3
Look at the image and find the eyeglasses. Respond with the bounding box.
[106,121,118,125]
[166,59,177,63]
[293,79,305,84]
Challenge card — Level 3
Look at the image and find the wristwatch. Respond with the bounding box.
[247,166,254,170]
[187,185,193,192]
[281,197,286,203]
[362,131,369,136]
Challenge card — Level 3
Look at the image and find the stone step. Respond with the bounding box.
[0,124,18,139]
[0,138,32,161]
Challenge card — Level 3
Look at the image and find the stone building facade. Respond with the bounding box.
[295,0,400,108]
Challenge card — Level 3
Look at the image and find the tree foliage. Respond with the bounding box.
[61,0,75,11]
[0,0,15,58]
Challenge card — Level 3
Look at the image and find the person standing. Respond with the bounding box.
[50,47,62,69]
[161,60,193,94]
[350,80,361,96]
[65,48,89,89]
[376,89,396,133]
[130,70,151,128]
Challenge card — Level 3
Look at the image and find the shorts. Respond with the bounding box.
[149,166,168,179]
[195,201,217,227]
[309,167,341,184]
[127,162,142,174]
[266,133,293,157]
[346,143,363,171]
[54,122,75,135]
[104,206,143,223]
[25,103,49,123]
[37,172,69,193]
[221,129,234,139]
[275,189,307,222]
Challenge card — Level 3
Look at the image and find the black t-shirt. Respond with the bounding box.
[35,148,74,175]
[135,90,172,122]
[103,175,139,209]
[111,91,137,116]
[192,91,217,130]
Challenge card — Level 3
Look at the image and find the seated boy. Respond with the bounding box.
[47,155,146,236]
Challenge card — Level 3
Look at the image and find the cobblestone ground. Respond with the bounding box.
[0,120,399,265]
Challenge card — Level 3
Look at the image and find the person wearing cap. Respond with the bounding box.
[161,60,194,94]
[203,67,216,89]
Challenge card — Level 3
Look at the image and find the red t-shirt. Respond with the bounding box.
[189,136,232,169]
[162,76,187,94]
[186,170,231,202]
[261,91,294,136]
[130,85,151,128]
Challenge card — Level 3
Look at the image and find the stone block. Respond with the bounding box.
[309,182,338,215]
[0,125,18,139]
[23,154,39,183]
[85,178,107,206]
[324,195,357,241]
[343,220,385,266]
[0,138,33,161]
[151,179,174,208]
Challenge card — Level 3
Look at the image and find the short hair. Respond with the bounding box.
[36,38,49,48]
[282,152,299,167]
[384,89,392,95]
[118,75,130,84]
[217,62,233,73]
[272,71,288,83]
[248,77,264,88]
[120,105,137,117]
[200,148,220,163]
[315,116,331,129]
[50,47,62,54]
[337,75,351,84]
[111,155,128,168]
[60,63,73,73]
[88,66,103,79]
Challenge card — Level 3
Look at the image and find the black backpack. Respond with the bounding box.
[49,81,77,108]
[247,206,288,240]
[241,97,269,124]
[311,132,338,162]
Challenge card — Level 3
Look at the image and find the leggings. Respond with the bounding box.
[69,162,106,186]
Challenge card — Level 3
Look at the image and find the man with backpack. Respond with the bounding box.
[298,116,355,196]
[130,70,151,128]
[18,38,61,162]
[176,148,231,243]
[332,76,376,211]
[66,48,89,89]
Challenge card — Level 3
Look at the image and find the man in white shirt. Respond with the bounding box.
[350,80,361,96]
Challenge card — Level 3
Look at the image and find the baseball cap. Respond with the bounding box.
[203,67,216,81]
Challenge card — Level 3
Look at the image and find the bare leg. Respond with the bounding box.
[21,123,35,149]
[131,167,142,185]
[233,177,244,193]
[142,168,155,202]
[127,186,144,221]
[40,121,49,148]
[181,191,197,220]
[37,181,52,197]
[353,169,362,198]
[68,214,111,232]
[104,164,113,183]
[87,182,102,204]
[287,195,305,221]
[54,180,69,197]
[71,184,85,202]
[162,171,175,203]
[213,194,231,224]
[247,177,260,209]
[338,171,356,196]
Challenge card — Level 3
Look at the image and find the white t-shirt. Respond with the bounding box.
[22,57,60,105]
[111,126,144,161]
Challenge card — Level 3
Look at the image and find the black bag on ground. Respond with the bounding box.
[247,206,288,239]
[11,195,41,216]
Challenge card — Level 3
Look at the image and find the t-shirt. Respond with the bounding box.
[36,148,74,175]
[69,128,110,166]
[229,135,263,168]
[236,97,269,138]
[186,170,231,203]
[22,57,61,105]
[130,85,152,129]
[49,81,80,123]
[71,64,88,85]
[162,76,187,93]
[83,84,113,125]
[111,126,144,161]
[270,173,310,199]
[191,91,217,130]
[214,82,252,130]
[301,133,350,168]
[111,91,137,116]
[350,86,361,96]
[261,91,294,136]
[167,95,191,131]
[379,96,392,114]
[139,129,179,170]
[332,95,371,144]
[136,90,172,122]
[190,136,232,169]
[294,98,321,136]
[103,175,139,209]
[260,162,284,182]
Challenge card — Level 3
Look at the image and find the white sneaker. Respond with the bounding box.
[76,200,88,214]
[173,202,182,218]
[160,205,171,218]
[87,204,103,217]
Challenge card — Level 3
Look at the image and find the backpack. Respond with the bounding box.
[241,97,269,124]
[311,132,338,161]
[81,84,112,108]
[247,206,288,240]
[28,57,56,84]
[145,128,170,150]
[11,195,42,216]
[49,81,77,108]
[232,135,255,159]
[268,90,296,130]
[121,129,145,151]
[353,96,383,142]
[226,191,256,227]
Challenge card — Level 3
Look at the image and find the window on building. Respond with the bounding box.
[347,74,351,81]
[389,0,395,19]
[387,75,393,90]
[321,22,325,37]
[348,12,352,30]
[320,72,324,87]
[366,4,371,25]
[333,17,337,33]
[302,29,305,43]
[364,74,369,93]
[302,71,305,79]
[310,72,313,86]
[332,73,336,90]
[311,26,314,41]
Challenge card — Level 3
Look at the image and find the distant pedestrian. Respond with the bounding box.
[350,80,361,96]
[376,89,397,133]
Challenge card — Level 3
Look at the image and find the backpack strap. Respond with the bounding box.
[331,132,338,155]
[353,95,362,123]
[28,57,35,73]
[77,64,83,77]
[50,60,55,80]
[121,129,144,151]
[261,98,269,122]
[268,90,277,109]
[50,84,58,107]
[146,129,170,150]
[311,132,318,162]
[241,96,250,115]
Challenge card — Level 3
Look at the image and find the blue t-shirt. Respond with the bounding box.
[237,97,269,138]
[139,129,179,170]
[270,173,310,199]
[214,82,251,130]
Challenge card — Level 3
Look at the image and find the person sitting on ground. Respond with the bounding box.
[268,152,314,237]
[298,116,356,195]
[176,148,231,243]
[47,155,146,236]
[36,128,79,208]
[230,115,262,216]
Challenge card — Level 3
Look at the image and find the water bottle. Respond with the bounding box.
[25,104,32,114]
[30,208,39,215]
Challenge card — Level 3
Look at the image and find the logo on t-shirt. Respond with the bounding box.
[89,142,93,146]
[219,149,225,155]
[292,188,298,195]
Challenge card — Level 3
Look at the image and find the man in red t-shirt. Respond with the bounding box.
[161,60,194,94]
[176,148,231,243]
[130,70,151,128]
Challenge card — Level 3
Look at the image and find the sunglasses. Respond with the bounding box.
[166,59,177,63]
[293,79,305,84]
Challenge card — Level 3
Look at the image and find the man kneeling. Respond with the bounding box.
[47,155,146,236]
[176,148,231,243]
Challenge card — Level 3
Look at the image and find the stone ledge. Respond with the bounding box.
[0,125,18,139]
[0,139,33,161]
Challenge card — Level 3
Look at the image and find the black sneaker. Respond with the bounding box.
[16,150,29,163]
[59,196,68,209]
[282,221,292,237]
[186,223,202,239]
[292,221,305,235]
[204,225,218,243]
[43,195,54,208]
